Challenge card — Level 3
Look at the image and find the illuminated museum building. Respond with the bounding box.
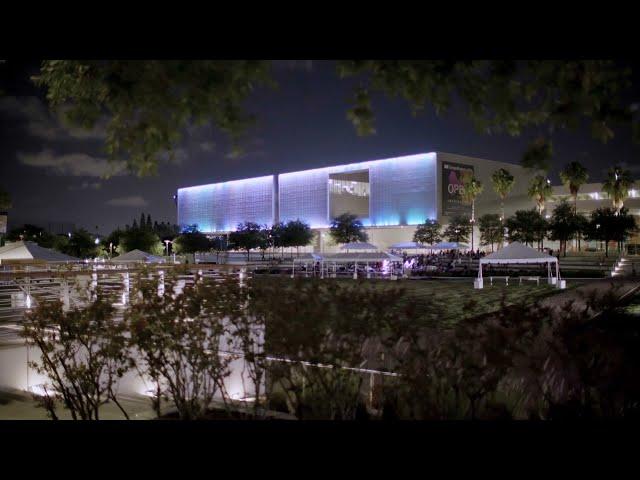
[177,152,537,252]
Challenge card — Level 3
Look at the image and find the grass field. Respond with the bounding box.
[254,276,587,328]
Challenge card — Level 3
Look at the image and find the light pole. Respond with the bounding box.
[164,239,172,256]
[469,218,475,253]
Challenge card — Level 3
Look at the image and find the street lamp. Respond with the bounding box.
[164,239,172,256]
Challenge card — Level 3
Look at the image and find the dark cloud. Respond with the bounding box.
[0,95,107,141]
[17,149,126,177]
[105,195,148,207]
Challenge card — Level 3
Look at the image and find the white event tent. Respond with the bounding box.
[0,241,79,264]
[389,241,427,250]
[432,241,469,250]
[111,249,165,264]
[476,241,561,289]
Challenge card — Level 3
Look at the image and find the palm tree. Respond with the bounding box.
[491,168,515,222]
[461,171,483,251]
[559,161,589,214]
[528,175,553,215]
[602,165,634,214]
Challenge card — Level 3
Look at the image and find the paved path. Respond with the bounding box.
[0,387,157,420]
[540,277,640,318]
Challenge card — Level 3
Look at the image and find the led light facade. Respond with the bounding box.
[177,175,274,233]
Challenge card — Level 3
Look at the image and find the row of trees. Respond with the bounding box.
[414,202,637,256]
[443,160,635,253]
[227,220,315,260]
[175,214,371,261]
[23,269,640,420]
[4,213,182,259]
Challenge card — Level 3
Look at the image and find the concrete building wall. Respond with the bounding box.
[177,152,541,252]
[177,175,274,233]
[436,152,537,222]
[278,153,437,228]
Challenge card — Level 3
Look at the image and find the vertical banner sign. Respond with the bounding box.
[442,162,474,216]
[0,213,7,235]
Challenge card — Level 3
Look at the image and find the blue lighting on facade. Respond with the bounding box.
[279,153,437,228]
[177,153,438,232]
[177,175,274,233]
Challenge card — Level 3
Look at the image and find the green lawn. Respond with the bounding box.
[255,276,587,328]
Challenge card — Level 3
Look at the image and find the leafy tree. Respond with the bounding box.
[329,213,368,244]
[120,226,162,254]
[252,278,403,420]
[559,161,589,213]
[521,137,553,172]
[51,235,70,254]
[30,60,636,176]
[611,207,637,253]
[337,61,635,161]
[548,200,578,256]
[602,165,634,212]
[63,229,98,258]
[127,270,233,420]
[413,219,442,247]
[229,222,264,260]
[257,226,272,260]
[6,223,56,248]
[584,207,635,257]
[505,210,548,248]
[34,60,273,176]
[444,215,471,243]
[478,214,502,252]
[103,228,124,257]
[270,222,287,258]
[528,175,553,214]
[282,219,314,256]
[153,221,180,242]
[460,171,483,250]
[22,295,132,420]
[491,168,515,221]
[210,235,228,263]
[173,231,211,254]
[573,213,589,252]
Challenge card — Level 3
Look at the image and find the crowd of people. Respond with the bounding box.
[398,249,487,275]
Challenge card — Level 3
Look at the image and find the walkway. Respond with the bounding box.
[540,277,640,318]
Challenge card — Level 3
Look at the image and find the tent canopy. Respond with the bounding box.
[340,242,379,251]
[321,252,403,263]
[478,241,560,282]
[389,241,427,249]
[0,241,79,263]
[479,242,557,265]
[112,249,165,263]
[432,241,469,250]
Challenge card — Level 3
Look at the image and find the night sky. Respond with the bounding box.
[1,60,638,235]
